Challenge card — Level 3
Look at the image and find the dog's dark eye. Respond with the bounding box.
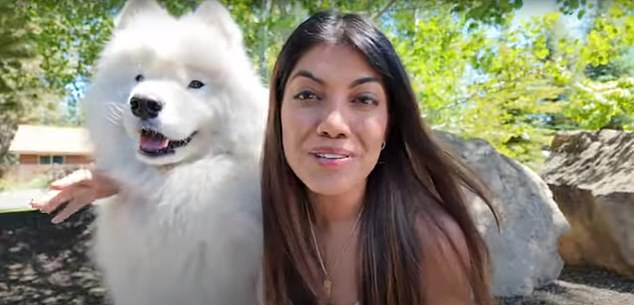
[188,80,205,89]
[135,74,144,82]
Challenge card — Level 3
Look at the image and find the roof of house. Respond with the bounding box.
[8,124,93,155]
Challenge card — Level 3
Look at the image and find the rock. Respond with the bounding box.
[434,131,570,296]
[541,130,634,277]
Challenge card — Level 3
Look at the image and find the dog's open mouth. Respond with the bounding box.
[139,128,197,157]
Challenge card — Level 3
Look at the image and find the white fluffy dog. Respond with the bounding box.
[83,1,267,304]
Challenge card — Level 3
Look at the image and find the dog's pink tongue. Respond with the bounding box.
[140,135,169,151]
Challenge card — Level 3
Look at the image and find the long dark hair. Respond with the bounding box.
[261,11,497,305]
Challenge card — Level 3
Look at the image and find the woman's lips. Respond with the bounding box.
[309,147,353,168]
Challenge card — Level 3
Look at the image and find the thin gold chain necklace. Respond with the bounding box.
[307,204,363,302]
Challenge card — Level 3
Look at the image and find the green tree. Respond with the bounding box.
[4,0,631,172]
[460,12,572,164]
[0,1,60,175]
[563,0,634,130]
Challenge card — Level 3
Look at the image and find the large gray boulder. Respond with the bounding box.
[434,131,569,296]
[541,130,634,277]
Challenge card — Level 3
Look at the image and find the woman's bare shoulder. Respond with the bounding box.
[416,208,475,305]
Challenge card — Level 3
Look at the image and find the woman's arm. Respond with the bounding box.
[31,169,119,223]
[419,213,476,305]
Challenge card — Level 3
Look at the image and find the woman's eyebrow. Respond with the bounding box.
[290,70,380,88]
[290,69,324,85]
[349,76,380,88]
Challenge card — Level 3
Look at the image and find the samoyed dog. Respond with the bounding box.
[83,0,267,304]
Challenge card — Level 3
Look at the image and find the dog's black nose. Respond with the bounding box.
[130,95,163,120]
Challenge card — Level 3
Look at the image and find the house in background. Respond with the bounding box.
[8,124,94,182]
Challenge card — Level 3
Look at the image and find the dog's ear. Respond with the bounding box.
[192,1,243,48]
[115,0,166,29]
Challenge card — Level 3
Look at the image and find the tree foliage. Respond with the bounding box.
[563,0,634,131]
[2,0,632,171]
[0,1,61,174]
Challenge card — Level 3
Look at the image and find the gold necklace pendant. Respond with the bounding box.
[323,278,333,299]
[306,203,364,303]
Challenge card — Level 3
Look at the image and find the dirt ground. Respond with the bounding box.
[0,209,106,305]
[1,209,632,305]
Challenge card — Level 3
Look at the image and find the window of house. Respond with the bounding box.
[39,155,65,165]
[39,155,51,164]
[52,155,64,164]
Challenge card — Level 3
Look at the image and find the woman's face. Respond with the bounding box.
[281,43,388,199]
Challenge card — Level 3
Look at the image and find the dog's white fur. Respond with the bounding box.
[83,1,267,304]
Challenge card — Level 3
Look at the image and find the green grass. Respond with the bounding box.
[0,175,47,214]
[0,174,49,192]
[0,206,36,214]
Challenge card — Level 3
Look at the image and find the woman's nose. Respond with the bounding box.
[316,99,350,139]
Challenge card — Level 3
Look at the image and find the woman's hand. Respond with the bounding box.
[31,169,119,223]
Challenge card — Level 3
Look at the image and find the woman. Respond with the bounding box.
[33,10,497,305]
[261,11,496,305]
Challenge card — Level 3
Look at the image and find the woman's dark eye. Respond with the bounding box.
[355,95,378,106]
[135,74,144,82]
[188,80,205,89]
[293,90,319,101]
